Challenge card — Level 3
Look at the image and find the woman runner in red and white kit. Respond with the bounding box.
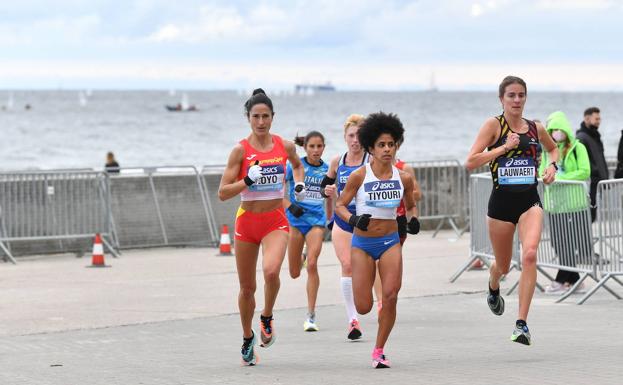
[219,88,306,366]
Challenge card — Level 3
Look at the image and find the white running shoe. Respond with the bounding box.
[544,281,567,295]
[304,312,318,331]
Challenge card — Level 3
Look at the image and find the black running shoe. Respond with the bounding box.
[487,292,505,316]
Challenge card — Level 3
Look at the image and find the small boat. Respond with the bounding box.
[165,104,198,112]
[165,93,198,112]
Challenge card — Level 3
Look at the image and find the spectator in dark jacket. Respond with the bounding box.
[576,107,608,221]
[105,152,120,174]
[616,130,623,179]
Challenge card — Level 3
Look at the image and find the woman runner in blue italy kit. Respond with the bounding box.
[320,114,369,340]
[465,76,558,346]
[335,112,416,368]
[284,131,331,332]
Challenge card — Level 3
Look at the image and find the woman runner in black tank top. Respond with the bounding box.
[465,76,559,346]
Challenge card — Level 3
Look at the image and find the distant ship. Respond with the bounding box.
[295,82,336,94]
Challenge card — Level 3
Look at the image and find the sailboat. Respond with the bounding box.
[79,91,88,107]
[428,71,439,92]
[4,93,14,110]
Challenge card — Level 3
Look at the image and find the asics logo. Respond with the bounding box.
[246,154,257,160]
[505,158,529,167]
[371,181,396,191]
[383,240,393,245]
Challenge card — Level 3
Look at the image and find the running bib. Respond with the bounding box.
[363,180,402,208]
[304,175,324,203]
[249,164,285,192]
[497,157,536,185]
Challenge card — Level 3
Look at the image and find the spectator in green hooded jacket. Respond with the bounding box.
[539,111,592,295]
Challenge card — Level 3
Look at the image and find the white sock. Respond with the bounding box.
[341,277,358,322]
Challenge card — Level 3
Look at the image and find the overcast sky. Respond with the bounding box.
[1,0,622,90]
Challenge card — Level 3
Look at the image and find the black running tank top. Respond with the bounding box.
[488,115,540,192]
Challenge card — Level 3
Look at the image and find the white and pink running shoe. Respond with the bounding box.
[372,348,390,369]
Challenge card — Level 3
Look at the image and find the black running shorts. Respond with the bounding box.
[487,186,542,225]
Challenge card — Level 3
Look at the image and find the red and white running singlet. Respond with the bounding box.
[238,134,288,201]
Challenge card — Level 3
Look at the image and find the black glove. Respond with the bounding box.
[288,204,305,218]
[407,217,420,234]
[348,214,371,231]
[320,175,336,198]
[396,215,408,236]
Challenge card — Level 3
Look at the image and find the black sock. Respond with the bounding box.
[489,285,500,296]
[516,319,527,328]
[243,331,254,342]
[261,314,273,321]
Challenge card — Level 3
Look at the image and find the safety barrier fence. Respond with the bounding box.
[606,157,618,178]
[0,171,118,264]
[451,173,623,304]
[449,173,521,285]
[109,166,218,249]
[199,165,239,246]
[1,159,555,262]
[581,178,623,304]
[407,159,466,237]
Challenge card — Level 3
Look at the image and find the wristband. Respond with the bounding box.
[244,175,255,186]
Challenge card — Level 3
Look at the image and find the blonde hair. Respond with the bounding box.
[343,114,365,133]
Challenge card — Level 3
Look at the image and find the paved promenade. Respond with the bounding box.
[1,230,622,384]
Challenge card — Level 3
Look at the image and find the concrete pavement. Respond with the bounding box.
[1,230,622,384]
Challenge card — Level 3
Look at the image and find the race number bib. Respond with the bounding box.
[248,164,285,192]
[497,157,536,185]
[304,178,324,203]
[364,180,402,208]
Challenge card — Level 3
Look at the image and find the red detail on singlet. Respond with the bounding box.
[395,159,407,217]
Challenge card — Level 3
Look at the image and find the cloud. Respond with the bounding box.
[1,1,622,89]
[536,0,616,9]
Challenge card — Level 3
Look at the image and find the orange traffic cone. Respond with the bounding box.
[87,233,109,267]
[218,224,233,256]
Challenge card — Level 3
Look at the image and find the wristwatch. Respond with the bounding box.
[550,161,558,171]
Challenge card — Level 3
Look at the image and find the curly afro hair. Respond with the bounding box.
[357,112,405,153]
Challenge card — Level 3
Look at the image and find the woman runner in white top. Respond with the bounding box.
[335,112,416,369]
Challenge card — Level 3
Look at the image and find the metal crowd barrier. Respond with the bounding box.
[535,179,603,303]
[408,159,466,237]
[450,174,607,302]
[606,157,618,179]
[108,166,218,249]
[449,173,521,285]
[200,165,240,240]
[579,178,623,304]
[0,171,118,264]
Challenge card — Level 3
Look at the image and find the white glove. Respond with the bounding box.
[245,164,263,185]
[294,182,306,202]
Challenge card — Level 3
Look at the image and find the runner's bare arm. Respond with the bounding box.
[537,121,559,185]
[284,140,305,184]
[335,168,364,222]
[321,155,340,198]
[400,170,416,216]
[218,144,247,201]
[465,117,507,170]
[403,163,422,202]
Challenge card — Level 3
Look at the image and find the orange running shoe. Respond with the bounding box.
[259,315,276,348]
